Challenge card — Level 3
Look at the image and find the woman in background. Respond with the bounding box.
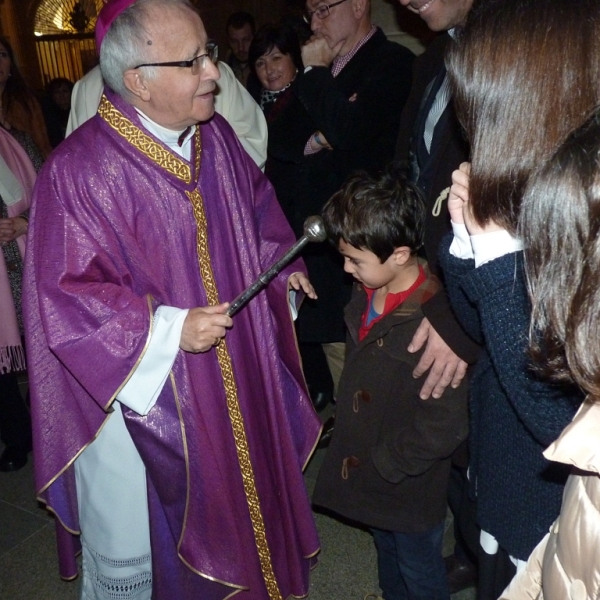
[250,24,301,111]
[0,124,38,471]
[498,101,600,600]
[249,22,313,224]
[0,36,52,158]
[250,23,336,414]
[440,0,600,596]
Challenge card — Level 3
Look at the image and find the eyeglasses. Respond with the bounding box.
[304,0,350,23]
[134,43,218,75]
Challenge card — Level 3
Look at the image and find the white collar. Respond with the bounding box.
[134,108,196,160]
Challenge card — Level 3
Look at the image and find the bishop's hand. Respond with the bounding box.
[180,304,232,353]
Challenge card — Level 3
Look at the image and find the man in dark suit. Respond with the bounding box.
[294,0,414,413]
[395,0,479,593]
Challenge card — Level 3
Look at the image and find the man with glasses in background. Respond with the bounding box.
[290,0,414,440]
[23,0,321,598]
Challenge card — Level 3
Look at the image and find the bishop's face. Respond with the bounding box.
[397,0,474,32]
[136,4,220,130]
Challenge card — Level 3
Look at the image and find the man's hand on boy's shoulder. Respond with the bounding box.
[407,317,468,400]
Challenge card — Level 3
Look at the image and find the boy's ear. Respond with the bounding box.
[391,246,412,266]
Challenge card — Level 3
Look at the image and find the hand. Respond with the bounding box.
[301,35,344,68]
[408,317,468,399]
[450,163,506,236]
[309,130,332,152]
[289,272,317,299]
[448,162,470,225]
[0,217,27,244]
[180,303,232,353]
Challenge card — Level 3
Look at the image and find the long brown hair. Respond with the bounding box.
[522,109,600,396]
[0,36,35,118]
[447,0,600,234]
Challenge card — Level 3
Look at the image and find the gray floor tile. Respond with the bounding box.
[0,457,51,521]
[0,523,80,600]
[0,394,479,599]
[443,507,457,557]
[305,445,327,483]
[0,500,50,557]
[453,588,477,600]
[309,510,380,600]
[304,405,334,484]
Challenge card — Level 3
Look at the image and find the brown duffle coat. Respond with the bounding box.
[313,264,469,533]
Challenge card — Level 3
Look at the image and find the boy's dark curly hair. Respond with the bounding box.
[322,166,425,262]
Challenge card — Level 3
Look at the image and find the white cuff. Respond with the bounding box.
[449,221,474,259]
[471,229,523,268]
[117,306,189,415]
[289,289,298,321]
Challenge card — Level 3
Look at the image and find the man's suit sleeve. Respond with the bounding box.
[422,288,480,364]
[395,34,480,364]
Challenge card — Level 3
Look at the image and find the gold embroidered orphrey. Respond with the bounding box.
[188,187,284,600]
[98,95,284,600]
[98,95,196,183]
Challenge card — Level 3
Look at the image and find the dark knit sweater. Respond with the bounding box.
[439,234,582,560]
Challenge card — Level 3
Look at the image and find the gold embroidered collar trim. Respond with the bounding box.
[98,95,201,184]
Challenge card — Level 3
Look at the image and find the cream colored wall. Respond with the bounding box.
[371,0,437,56]
[372,0,420,55]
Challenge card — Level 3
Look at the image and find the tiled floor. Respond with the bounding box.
[0,406,476,599]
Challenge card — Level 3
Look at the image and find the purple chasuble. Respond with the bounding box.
[23,88,321,599]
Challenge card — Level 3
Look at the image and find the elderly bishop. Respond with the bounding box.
[23,0,321,598]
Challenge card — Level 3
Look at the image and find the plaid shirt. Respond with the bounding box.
[331,25,377,77]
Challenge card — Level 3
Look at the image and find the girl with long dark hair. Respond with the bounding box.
[441,0,600,595]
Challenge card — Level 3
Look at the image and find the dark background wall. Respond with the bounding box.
[0,0,431,91]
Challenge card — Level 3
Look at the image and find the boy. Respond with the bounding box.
[313,170,469,600]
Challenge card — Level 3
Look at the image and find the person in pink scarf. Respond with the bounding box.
[0,124,37,471]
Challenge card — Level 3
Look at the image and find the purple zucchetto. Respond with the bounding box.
[95,0,138,50]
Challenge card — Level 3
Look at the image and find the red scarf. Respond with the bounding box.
[358,265,426,341]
